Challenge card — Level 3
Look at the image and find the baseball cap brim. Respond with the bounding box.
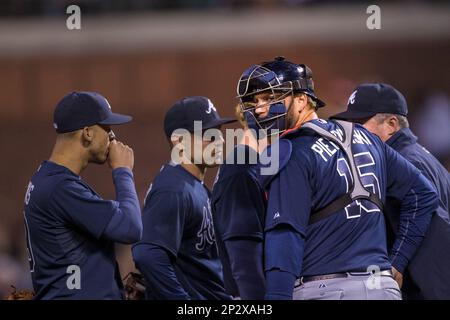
[98,112,133,125]
[202,117,236,130]
[330,110,377,121]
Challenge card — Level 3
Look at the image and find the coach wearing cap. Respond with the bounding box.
[332,83,450,299]
[132,96,234,300]
[23,91,142,299]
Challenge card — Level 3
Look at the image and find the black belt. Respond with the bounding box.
[298,270,393,285]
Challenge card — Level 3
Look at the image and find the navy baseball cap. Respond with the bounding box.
[331,83,408,120]
[53,91,132,133]
[164,96,236,138]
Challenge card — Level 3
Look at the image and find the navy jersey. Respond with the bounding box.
[134,163,230,300]
[23,161,139,299]
[211,144,266,298]
[265,119,437,277]
[386,128,449,214]
[385,127,450,299]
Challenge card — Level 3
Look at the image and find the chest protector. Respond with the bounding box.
[301,120,384,225]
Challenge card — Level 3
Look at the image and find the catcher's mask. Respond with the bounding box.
[237,56,325,136]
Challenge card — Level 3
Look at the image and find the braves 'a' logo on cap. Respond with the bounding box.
[205,99,217,114]
[348,90,357,105]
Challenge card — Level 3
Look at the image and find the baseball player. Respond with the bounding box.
[132,96,234,300]
[211,107,266,299]
[331,83,450,299]
[238,57,438,300]
[23,92,142,299]
[211,57,295,299]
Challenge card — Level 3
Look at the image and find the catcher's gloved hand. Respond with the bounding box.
[123,272,146,300]
[5,286,35,300]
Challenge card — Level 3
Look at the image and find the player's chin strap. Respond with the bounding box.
[302,120,384,225]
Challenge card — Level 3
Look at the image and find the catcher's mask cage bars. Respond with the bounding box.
[236,64,316,134]
[240,89,291,132]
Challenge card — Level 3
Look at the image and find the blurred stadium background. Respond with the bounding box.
[0,0,449,297]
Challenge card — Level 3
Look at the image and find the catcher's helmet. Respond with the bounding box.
[237,56,325,134]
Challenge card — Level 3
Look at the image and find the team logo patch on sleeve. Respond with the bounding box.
[195,204,215,251]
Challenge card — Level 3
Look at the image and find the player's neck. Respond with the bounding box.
[180,162,206,182]
[49,141,87,176]
[296,110,318,128]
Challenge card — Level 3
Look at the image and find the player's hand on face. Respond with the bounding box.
[391,267,403,288]
[108,140,134,171]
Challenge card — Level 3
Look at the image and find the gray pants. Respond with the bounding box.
[293,273,402,300]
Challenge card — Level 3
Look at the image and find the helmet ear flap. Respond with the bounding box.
[302,64,313,79]
[297,64,314,91]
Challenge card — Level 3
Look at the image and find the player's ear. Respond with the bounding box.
[384,115,399,138]
[295,93,308,111]
[386,115,399,131]
[81,126,94,144]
